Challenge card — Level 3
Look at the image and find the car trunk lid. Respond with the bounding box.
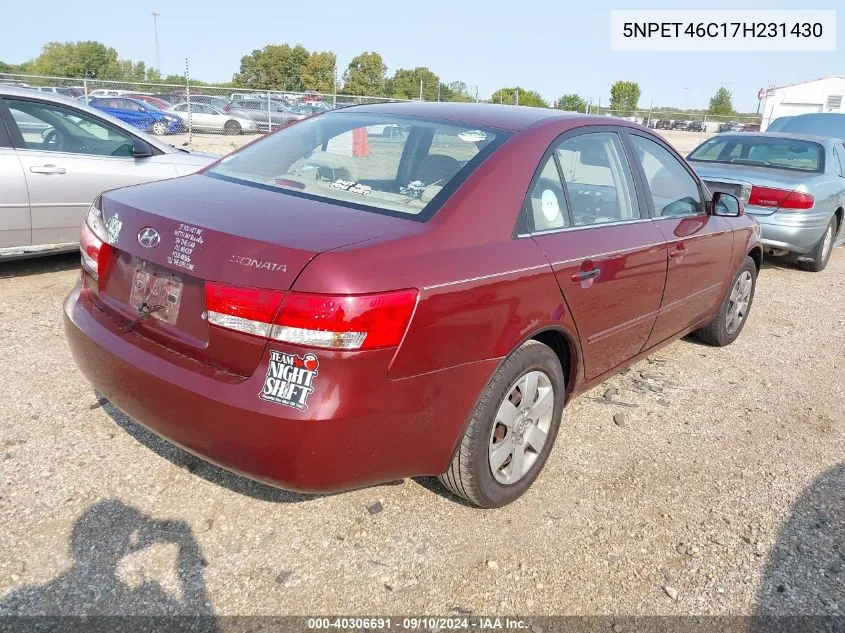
[95,174,413,375]
[692,162,817,216]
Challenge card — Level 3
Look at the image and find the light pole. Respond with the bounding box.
[151,12,161,73]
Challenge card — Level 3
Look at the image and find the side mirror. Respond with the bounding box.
[132,138,153,158]
[711,192,743,217]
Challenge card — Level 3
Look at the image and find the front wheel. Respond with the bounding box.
[223,120,242,135]
[797,216,836,272]
[438,340,565,508]
[696,255,757,346]
[150,121,168,136]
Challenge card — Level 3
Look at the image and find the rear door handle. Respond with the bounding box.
[571,268,600,283]
[669,247,688,258]
[30,165,66,175]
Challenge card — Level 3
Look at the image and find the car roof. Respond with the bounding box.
[336,101,599,132]
[0,85,177,153]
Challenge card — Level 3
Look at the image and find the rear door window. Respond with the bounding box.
[554,132,639,226]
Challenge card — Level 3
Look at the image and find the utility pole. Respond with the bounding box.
[151,12,161,73]
[515,89,519,106]
[419,79,423,101]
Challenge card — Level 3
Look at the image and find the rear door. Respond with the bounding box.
[528,128,668,380]
[624,131,734,347]
[3,96,179,246]
[0,105,30,250]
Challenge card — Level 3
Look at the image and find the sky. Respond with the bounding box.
[1,0,842,112]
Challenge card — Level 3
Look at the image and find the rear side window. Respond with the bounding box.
[834,144,845,177]
[631,135,703,217]
[527,156,569,232]
[208,112,509,220]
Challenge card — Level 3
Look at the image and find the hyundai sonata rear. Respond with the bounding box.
[64,109,511,496]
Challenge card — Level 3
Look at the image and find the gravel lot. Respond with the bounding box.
[0,128,842,621]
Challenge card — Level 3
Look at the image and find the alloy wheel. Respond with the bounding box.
[726,271,753,335]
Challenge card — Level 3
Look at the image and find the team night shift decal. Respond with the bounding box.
[260,351,320,410]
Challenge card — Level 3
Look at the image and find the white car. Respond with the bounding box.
[0,86,218,259]
[167,103,258,135]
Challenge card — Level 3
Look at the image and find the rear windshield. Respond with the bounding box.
[206,112,509,220]
[688,136,824,173]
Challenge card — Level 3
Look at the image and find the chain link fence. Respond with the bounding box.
[1,72,764,153]
[585,108,762,133]
[0,72,413,152]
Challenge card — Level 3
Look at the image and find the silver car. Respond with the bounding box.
[688,132,845,272]
[0,86,217,260]
[224,99,305,132]
[168,103,258,135]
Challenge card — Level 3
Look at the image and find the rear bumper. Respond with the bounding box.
[64,281,497,493]
[752,210,833,254]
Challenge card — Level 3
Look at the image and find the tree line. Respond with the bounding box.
[1,41,744,116]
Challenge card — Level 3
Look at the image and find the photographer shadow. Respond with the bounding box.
[754,461,845,633]
[0,499,216,629]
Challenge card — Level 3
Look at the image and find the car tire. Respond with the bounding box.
[150,121,168,136]
[696,255,757,347]
[438,340,566,508]
[797,216,836,272]
[223,120,242,135]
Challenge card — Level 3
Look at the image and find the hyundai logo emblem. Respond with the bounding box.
[137,227,161,248]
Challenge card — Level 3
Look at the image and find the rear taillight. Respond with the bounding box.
[205,284,418,351]
[205,283,287,338]
[80,198,112,284]
[748,186,814,210]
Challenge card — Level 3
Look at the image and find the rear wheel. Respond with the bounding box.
[223,120,242,135]
[438,340,565,508]
[797,217,836,272]
[696,256,757,346]
[150,121,168,136]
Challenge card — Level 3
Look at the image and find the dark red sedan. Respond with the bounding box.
[64,103,762,507]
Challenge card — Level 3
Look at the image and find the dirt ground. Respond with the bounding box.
[0,130,842,622]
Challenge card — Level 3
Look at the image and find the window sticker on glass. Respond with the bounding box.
[329,180,372,195]
[540,189,561,222]
[458,130,487,143]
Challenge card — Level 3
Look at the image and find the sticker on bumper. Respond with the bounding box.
[260,351,320,411]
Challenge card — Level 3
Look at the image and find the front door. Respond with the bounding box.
[3,97,177,246]
[624,132,734,347]
[528,129,668,380]
[0,145,31,250]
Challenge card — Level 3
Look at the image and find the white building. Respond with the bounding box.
[760,75,845,130]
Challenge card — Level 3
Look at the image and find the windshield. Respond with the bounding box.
[207,112,509,220]
[688,136,824,173]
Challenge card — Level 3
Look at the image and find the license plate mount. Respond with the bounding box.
[128,267,184,326]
